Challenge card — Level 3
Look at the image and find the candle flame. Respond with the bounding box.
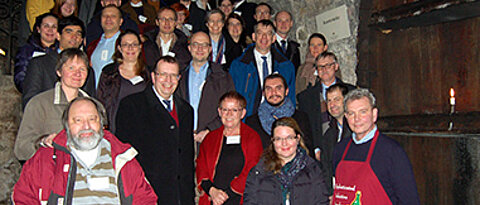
[450,88,455,97]
[0,48,5,56]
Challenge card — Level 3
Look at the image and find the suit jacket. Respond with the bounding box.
[188,2,208,33]
[297,78,355,154]
[245,110,313,152]
[321,117,352,195]
[143,28,192,72]
[176,62,235,132]
[115,86,195,205]
[273,39,300,74]
[22,51,96,109]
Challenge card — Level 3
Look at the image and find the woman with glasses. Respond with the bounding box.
[96,30,149,132]
[244,117,330,205]
[171,2,192,37]
[196,91,263,205]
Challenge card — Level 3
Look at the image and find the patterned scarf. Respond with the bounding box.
[258,98,295,135]
[276,147,308,201]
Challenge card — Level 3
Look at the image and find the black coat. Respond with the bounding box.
[22,51,96,109]
[321,117,352,195]
[244,157,330,205]
[143,28,192,72]
[223,32,244,71]
[188,2,208,33]
[297,79,355,155]
[273,40,301,74]
[115,86,195,205]
[245,110,313,152]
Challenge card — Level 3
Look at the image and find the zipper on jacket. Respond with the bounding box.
[245,73,251,93]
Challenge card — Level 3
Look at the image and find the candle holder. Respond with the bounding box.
[450,104,455,115]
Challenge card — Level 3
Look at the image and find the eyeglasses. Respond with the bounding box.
[272,135,298,143]
[120,43,140,48]
[317,62,336,70]
[220,3,233,8]
[154,71,180,80]
[256,11,270,15]
[220,107,243,114]
[190,42,210,49]
[158,17,175,22]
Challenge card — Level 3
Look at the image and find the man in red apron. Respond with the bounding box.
[332,88,420,205]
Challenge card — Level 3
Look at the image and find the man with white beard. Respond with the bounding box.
[12,97,157,204]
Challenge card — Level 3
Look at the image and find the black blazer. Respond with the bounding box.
[115,86,195,205]
[234,1,257,36]
[273,39,301,74]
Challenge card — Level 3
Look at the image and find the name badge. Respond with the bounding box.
[184,24,193,31]
[138,15,148,23]
[199,80,206,92]
[87,176,110,191]
[167,52,176,57]
[63,164,69,172]
[129,76,144,85]
[101,50,109,61]
[234,11,242,16]
[226,135,240,144]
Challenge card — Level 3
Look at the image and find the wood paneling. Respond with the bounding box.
[358,1,480,116]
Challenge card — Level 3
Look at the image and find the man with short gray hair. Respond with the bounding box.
[332,88,420,204]
[13,96,157,204]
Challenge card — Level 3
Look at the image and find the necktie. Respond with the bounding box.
[163,100,171,112]
[281,40,287,53]
[261,56,268,80]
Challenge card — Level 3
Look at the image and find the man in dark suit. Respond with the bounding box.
[246,73,312,150]
[273,10,300,73]
[319,83,353,196]
[297,51,355,165]
[115,56,195,205]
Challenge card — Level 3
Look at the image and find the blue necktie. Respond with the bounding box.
[163,100,171,112]
[281,40,287,53]
[261,56,268,80]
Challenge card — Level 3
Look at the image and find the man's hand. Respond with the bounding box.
[209,187,228,205]
[41,133,57,148]
[194,129,210,143]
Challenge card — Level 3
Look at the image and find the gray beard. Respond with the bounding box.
[68,129,103,151]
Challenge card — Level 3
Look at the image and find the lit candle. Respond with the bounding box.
[449,88,455,106]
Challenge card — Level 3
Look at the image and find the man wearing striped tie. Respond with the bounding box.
[12,96,157,204]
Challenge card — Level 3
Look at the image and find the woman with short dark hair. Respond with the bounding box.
[244,117,330,205]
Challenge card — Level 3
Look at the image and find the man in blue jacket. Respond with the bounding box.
[229,19,295,117]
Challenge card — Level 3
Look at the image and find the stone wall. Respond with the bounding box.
[250,0,359,85]
[0,73,22,205]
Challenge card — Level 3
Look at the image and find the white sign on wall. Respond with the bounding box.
[315,4,351,43]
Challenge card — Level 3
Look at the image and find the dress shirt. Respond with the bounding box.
[253,49,272,87]
[352,125,377,144]
[91,31,120,88]
[160,38,172,56]
[188,61,209,130]
[152,85,174,111]
[276,34,288,51]
[321,79,336,100]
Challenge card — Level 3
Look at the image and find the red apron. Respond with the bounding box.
[333,131,392,205]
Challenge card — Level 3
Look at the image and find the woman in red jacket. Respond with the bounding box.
[196,91,263,205]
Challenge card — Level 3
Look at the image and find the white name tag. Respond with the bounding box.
[129,76,144,85]
[184,24,193,31]
[63,164,69,172]
[167,51,176,57]
[234,11,242,16]
[138,15,148,23]
[87,176,110,191]
[101,50,109,61]
[226,135,240,144]
[32,51,46,58]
